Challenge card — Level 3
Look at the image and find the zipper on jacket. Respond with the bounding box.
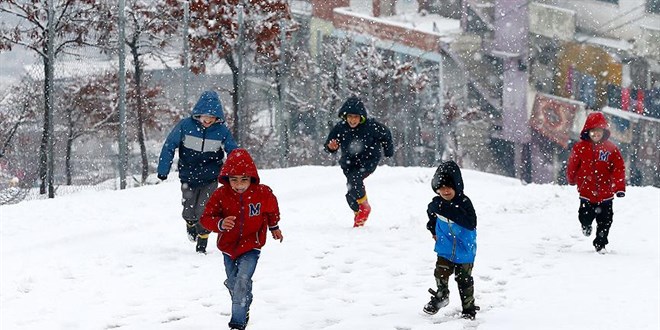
[233,194,245,255]
[447,219,457,261]
[201,128,207,152]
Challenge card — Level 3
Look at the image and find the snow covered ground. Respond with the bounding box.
[1,166,659,330]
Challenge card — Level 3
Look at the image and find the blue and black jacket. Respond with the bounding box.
[157,91,238,188]
[426,161,477,264]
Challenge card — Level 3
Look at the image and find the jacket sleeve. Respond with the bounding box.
[426,201,438,236]
[263,186,281,230]
[323,123,342,154]
[200,190,224,233]
[566,143,581,186]
[157,121,183,177]
[455,196,477,230]
[610,145,626,193]
[222,126,239,155]
[379,122,394,158]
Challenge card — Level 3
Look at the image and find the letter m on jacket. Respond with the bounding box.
[249,203,262,216]
[599,150,611,161]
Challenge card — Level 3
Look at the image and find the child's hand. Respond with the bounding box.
[327,139,339,151]
[271,229,284,242]
[432,235,437,241]
[221,216,236,230]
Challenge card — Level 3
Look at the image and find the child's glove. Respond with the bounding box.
[157,174,167,181]
[616,192,625,198]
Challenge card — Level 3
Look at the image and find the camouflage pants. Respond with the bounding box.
[434,256,476,311]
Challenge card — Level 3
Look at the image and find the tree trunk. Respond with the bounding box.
[39,57,50,195]
[224,53,240,145]
[130,42,149,183]
[65,107,73,185]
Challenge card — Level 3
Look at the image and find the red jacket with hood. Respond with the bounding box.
[200,148,280,259]
[566,112,626,203]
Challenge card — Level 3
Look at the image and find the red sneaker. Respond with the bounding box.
[353,199,371,227]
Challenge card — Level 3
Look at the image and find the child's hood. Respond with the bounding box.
[580,112,610,141]
[191,90,226,123]
[337,96,368,122]
[431,160,464,195]
[219,148,260,185]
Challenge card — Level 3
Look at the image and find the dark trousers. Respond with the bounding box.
[342,165,376,212]
[434,256,476,311]
[181,181,218,235]
[578,199,614,248]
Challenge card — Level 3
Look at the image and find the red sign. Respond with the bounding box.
[529,93,580,148]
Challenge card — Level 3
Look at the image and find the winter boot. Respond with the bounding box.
[353,196,371,227]
[186,221,197,242]
[461,305,480,320]
[196,233,209,254]
[581,224,592,237]
[423,288,449,315]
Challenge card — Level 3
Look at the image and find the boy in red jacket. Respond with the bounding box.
[566,112,626,254]
[200,149,283,330]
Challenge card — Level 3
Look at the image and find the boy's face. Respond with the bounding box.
[229,175,251,193]
[589,128,604,142]
[198,115,218,128]
[346,114,361,128]
[436,186,455,201]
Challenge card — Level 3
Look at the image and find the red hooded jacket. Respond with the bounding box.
[200,149,280,259]
[566,112,626,203]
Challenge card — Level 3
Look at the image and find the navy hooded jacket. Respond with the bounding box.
[426,161,477,264]
[324,96,394,171]
[157,91,238,188]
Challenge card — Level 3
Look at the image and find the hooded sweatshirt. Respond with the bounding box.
[324,96,394,171]
[200,149,280,259]
[157,91,238,188]
[566,112,625,203]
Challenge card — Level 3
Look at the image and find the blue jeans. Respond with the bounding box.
[224,250,260,329]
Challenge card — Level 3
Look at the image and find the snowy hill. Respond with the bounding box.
[1,166,659,330]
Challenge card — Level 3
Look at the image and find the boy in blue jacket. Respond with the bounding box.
[157,90,238,253]
[423,160,479,319]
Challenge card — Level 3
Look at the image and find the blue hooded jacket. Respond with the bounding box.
[157,91,238,188]
[426,161,477,264]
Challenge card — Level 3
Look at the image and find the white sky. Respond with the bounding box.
[1,165,659,329]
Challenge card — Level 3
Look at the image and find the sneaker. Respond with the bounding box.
[461,306,480,320]
[186,222,197,242]
[581,225,592,237]
[595,245,608,254]
[228,322,245,330]
[423,288,449,315]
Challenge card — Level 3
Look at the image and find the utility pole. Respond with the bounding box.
[494,0,530,181]
[118,0,128,189]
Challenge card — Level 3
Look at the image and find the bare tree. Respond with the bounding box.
[0,0,113,195]
[116,0,182,183]
[183,0,298,146]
